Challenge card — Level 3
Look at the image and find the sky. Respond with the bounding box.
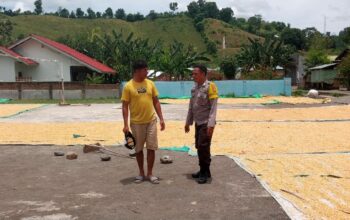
[1,0,349,34]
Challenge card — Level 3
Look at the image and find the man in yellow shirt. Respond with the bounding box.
[185,64,219,184]
[121,60,165,184]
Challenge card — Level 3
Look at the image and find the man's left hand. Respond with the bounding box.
[160,120,165,131]
[207,127,214,137]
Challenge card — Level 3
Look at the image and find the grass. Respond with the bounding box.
[7,98,120,104]
[292,90,307,97]
[6,14,260,56]
[8,15,206,51]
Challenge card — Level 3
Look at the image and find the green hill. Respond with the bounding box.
[5,14,261,58]
[203,18,263,57]
[8,15,206,51]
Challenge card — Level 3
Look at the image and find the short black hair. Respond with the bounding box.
[193,64,207,75]
[132,60,148,72]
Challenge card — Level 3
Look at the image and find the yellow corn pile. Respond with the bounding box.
[242,154,350,219]
[0,104,44,117]
[217,105,350,121]
[161,96,330,105]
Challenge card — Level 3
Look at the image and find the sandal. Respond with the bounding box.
[149,176,160,184]
[134,175,144,184]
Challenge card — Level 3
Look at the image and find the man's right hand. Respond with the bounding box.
[184,124,190,133]
[123,125,130,134]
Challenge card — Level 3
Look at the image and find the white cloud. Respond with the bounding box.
[13,2,25,11]
[1,0,349,33]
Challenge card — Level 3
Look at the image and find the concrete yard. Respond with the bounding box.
[0,145,288,220]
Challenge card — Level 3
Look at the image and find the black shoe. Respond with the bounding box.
[207,168,212,178]
[192,171,201,179]
[192,170,211,179]
[197,173,208,184]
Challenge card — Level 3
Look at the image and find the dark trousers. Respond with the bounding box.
[195,123,212,175]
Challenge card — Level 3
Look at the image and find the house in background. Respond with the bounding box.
[0,34,115,82]
[0,46,38,82]
[307,63,338,89]
[304,48,350,89]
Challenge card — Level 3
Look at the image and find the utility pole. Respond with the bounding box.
[58,62,67,105]
[323,16,327,35]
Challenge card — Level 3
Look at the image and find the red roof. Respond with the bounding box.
[10,34,116,74]
[0,46,38,65]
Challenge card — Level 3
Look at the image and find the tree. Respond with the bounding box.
[57,7,69,18]
[3,9,14,16]
[169,2,178,12]
[76,8,84,18]
[305,49,330,68]
[338,55,350,88]
[187,1,200,18]
[154,41,210,80]
[306,32,329,50]
[95,31,162,80]
[270,21,286,32]
[0,19,13,45]
[280,27,306,50]
[236,37,294,74]
[69,11,76,19]
[34,0,43,15]
[247,15,262,34]
[187,0,219,19]
[220,57,237,79]
[219,7,233,23]
[126,14,135,22]
[86,8,96,19]
[134,13,144,21]
[104,7,113,18]
[115,9,126,20]
[96,12,101,18]
[147,10,158,21]
[339,27,350,44]
[302,27,318,39]
[203,2,219,18]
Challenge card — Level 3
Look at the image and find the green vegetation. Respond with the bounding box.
[292,90,307,97]
[0,18,12,45]
[6,15,207,51]
[338,56,350,88]
[236,37,293,79]
[305,49,331,68]
[59,29,209,81]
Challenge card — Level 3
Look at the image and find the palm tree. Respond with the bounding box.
[236,37,293,73]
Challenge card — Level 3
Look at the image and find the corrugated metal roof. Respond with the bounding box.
[309,63,337,70]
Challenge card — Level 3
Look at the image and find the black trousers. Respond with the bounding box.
[195,123,212,174]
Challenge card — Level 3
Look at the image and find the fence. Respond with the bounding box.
[124,78,292,98]
[0,82,120,100]
[1,78,292,100]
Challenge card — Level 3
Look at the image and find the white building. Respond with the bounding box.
[0,34,115,82]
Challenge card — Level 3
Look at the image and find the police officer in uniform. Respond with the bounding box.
[185,64,219,184]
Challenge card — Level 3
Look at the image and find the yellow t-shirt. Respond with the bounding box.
[208,82,219,100]
[121,79,159,124]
